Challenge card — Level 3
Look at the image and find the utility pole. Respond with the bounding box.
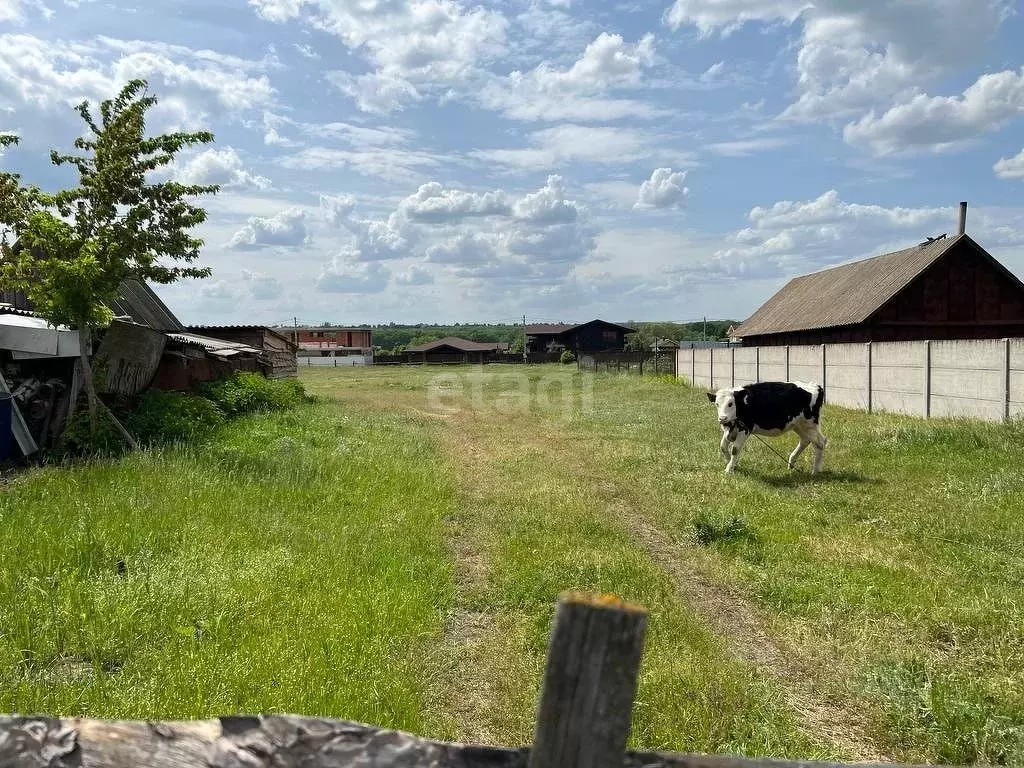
[522,314,528,364]
[293,316,298,347]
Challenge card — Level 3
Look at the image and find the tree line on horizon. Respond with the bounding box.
[357,320,737,354]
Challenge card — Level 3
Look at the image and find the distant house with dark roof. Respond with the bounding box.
[525,319,636,356]
[732,227,1024,347]
[405,336,509,364]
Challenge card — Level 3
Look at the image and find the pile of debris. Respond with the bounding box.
[0,280,297,462]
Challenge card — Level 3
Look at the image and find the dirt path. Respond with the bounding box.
[594,481,889,763]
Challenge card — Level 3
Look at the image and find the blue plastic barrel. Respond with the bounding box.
[0,393,13,460]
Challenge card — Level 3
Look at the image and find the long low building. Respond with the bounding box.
[404,336,510,364]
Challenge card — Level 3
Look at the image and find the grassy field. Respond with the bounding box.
[3,364,1023,764]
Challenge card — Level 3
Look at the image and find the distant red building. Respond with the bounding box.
[283,326,373,356]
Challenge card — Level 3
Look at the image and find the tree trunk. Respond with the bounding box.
[77,324,139,451]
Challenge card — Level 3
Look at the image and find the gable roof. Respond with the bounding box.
[526,319,637,335]
[406,336,503,353]
[734,234,976,338]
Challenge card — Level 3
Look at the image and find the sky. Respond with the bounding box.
[2,0,1024,328]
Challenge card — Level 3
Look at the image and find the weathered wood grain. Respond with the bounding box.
[529,593,648,768]
[0,715,928,768]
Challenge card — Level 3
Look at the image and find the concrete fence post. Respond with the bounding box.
[785,345,790,381]
[731,346,735,387]
[1004,338,1012,424]
[755,346,760,383]
[691,347,696,386]
[866,342,872,414]
[821,344,827,390]
[709,348,714,389]
[923,340,932,419]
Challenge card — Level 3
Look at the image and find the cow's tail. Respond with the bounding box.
[811,383,825,420]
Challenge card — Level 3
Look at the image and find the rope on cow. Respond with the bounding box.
[735,420,796,469]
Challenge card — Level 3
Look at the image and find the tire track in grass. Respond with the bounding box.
[430,431,503,746]
[595,482,890,763]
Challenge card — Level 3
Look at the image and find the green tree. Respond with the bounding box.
[0,80,218,443]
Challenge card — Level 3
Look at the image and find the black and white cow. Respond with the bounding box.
[707,381,827,474]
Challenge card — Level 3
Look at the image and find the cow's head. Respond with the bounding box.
[708,388,741,428]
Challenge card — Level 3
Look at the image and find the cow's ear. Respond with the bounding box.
[740,392,750,406]
[706,392,716,403]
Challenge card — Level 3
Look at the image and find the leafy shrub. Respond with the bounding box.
[559,350,576,365]
[128,390,226,445]
[57,411,128,458]
[201,372,311,417]
[693,512,754,546]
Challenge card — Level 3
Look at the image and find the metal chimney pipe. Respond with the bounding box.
[958,201,968,235]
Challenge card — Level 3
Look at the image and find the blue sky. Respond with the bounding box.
[3,0,1024,327]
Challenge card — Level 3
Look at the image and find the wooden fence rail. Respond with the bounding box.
[1,594,928,768]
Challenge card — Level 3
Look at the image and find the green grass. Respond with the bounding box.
[3,364,1023,765]
[0,403,456,734]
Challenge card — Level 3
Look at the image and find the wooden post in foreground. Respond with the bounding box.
[528,593,648,768]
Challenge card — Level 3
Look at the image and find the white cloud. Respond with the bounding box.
[706,137,793,156]
[473,124,671,170]
[476,32,661,122]
[253,0,508,113]
[398,182,510,222]
[342,213,415,262]
[664,0,809,35]
[0,0,23,22]
[694,190,954,281]
[0,34,275,129]
[394,265,435,285]
[316,258,390,293]
[513,175,582,223]
[995,149,1024,180]
[276,146,441,181]
[174,147,271,190]
[293,43,319,59]
[666,1,1014,128]
[241,269,284,299]
[634,168,688,209]
[326,70,423,114]
[319,194,357,226]
[426,232,498,264]
[843,68,1024,155]
[227,208,310,249]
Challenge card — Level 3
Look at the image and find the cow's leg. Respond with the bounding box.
[719,429,732,461]
[810,425,827,474]
[788,435,810,469]
[725,431,748,473]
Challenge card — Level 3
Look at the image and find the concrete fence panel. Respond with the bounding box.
[929,339,1006,421]
[756,346,787,382]
[869,341,925,416]
[677,337,1023,423]
[711,348,732,391]
[693,349,711,388]
[733,347,758,387]
[1011,339,1024,420]
[824,344,870,410]
[789,345,823,385]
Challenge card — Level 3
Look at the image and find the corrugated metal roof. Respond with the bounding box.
[406,336,503,353]
[733,235,964,338]
[108,280,184,332]
[166,332,261,357]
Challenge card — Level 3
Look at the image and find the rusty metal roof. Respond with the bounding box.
[733,235,966,338]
